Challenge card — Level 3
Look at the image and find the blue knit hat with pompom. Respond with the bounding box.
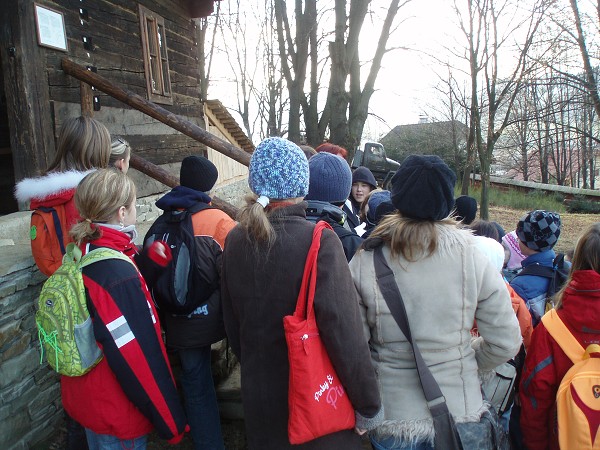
[249,137,309,200]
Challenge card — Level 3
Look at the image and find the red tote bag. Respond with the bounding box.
[283,221,356,445]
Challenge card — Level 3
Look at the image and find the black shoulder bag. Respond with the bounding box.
[373,246,464,450]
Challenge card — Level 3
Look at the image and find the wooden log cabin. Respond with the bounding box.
[0,0,250,215]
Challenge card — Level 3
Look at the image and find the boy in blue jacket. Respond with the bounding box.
[509,210,564,327]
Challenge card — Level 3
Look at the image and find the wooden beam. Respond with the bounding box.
[62,57,251,167]
[80,82,94,117]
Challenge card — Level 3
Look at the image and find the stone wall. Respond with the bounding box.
[0,178,249,449]
[0,245,61,450]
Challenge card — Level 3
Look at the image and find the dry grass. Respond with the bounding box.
[489,206,598,254]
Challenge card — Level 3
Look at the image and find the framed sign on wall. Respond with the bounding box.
[34,3,68,52]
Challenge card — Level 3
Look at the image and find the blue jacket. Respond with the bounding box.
[510,249,556,326]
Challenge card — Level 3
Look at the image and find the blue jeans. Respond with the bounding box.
[178,346,225,450]
[370,435,434,450]
[84,429,146,450]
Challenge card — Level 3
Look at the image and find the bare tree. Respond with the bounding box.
[453,0,549,219]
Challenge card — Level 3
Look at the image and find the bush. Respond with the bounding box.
[566,195,600,214]
[456,185,566,213]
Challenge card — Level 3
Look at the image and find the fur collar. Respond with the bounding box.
[14,170,95,203]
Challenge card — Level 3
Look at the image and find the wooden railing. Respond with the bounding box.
[61,58,247,218]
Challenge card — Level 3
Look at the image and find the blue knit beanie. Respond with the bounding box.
[366,190,391,224]
[249,137,309,200]
[305,152,352,204]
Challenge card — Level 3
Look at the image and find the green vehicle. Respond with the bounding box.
[351,141,400,190]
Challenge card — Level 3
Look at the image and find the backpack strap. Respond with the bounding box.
[541,309,584,364]
[37,206,66,255]
[516,264,554,279]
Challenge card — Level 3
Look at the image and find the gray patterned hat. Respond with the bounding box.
[516,210,561,252]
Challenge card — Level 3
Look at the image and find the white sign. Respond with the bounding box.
[35,4,68,52]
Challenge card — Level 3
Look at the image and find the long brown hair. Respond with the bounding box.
[46,116,111,173]
[554,223,600,309]
[369,212,457,261]
[237,194,276,248]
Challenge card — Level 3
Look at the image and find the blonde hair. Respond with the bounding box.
[70,169,136,244]
[370,213,457,261]
[46,116,111,173]
[109,136,131,166]
[554,223,600,309]
[237,194,276,249]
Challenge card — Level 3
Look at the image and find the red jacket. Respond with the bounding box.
[519,270,600,450]
[61,226,186,442]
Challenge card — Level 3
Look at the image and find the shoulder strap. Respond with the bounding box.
[541,309,584,364]
[373,246,463,450]
[77,244,136,269]
[294,221,333,320]
[516,264,554,279]
[37,206,66,255]
[186,201,213,215]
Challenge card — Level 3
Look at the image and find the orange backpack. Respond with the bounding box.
[30,204,72,277]
[541,309,600,449]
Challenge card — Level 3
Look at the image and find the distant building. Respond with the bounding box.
[379,120,468,173]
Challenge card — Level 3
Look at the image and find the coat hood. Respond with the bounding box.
[14,170,94,205]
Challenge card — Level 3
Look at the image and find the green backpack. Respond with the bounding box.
[36,243,134,376]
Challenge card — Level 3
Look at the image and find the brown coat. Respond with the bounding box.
[221,203,382,450]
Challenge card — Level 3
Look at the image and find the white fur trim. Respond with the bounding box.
[14,170,95,203]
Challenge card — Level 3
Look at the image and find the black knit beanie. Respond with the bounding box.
[516,210,561,252]
[390,155,456,221]
[352,166,377,189]
[180,155,219,193]
[455,195,478,224]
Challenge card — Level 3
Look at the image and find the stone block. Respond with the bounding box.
[2,332,31,360]
[28,382,60,418]
[0,287,38,316]
[0,348,40,389]
[0,245,35,277]
[0,375,35,406]
[0,319,21,348]
[0,282,17,298]
[0,409,28,449]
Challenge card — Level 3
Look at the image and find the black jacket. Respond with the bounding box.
[306,200,363,262]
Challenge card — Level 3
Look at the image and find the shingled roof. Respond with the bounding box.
[204,99,255,153]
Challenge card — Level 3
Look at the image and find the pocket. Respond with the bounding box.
[74,316,102,370]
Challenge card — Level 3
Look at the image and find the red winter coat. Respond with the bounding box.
[61,226,186,442]
[519,270,600,450]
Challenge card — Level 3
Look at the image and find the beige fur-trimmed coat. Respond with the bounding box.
[349,224,522,445]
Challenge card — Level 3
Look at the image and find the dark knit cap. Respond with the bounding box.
[366,190,391,224]
[352,166,377,189]
[390,155,456,221]
[455,195,478,224]
[374,201,396,223]
[180,155,218,192]
[305,152,352,204]
[516,210,561,252]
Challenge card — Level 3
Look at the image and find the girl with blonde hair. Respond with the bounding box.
[109,136,131,173]
[350,155,520,450]
[62,169,187,450]
[221,137,383,449]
